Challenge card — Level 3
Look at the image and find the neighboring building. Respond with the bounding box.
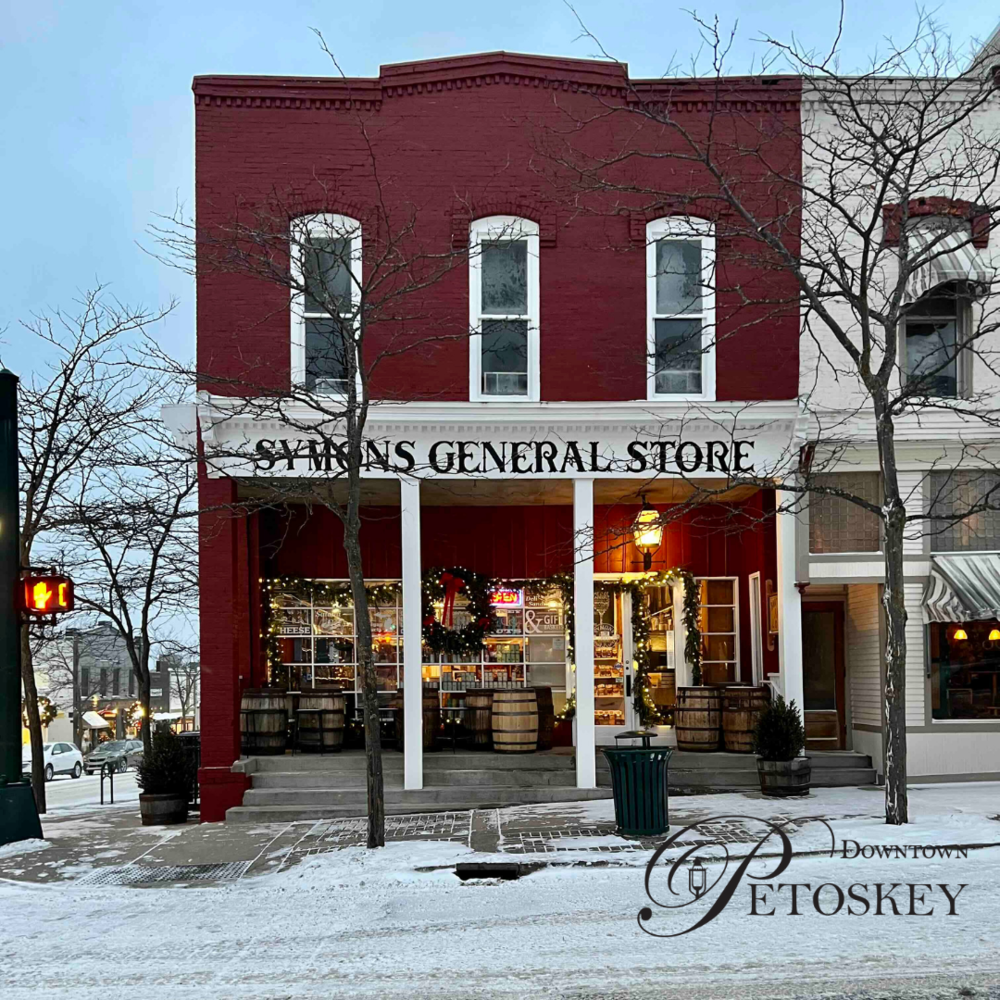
[169,50,998,823]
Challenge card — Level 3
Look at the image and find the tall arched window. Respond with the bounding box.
[290,213,362,394]
[469,216,540,401]
[646,217,716,401]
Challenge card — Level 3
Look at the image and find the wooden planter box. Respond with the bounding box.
[756,757,811,797]
[139,792,188,826]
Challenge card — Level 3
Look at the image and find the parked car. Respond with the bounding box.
[22,742,84,781]
[84,739,144,775]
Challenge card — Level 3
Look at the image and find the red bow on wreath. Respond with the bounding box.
[439,571,465,628]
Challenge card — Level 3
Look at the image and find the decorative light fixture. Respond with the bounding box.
[688,857,707,898]
[989,629,1000,641]
[633,498,663,571]
[953,627,969,641]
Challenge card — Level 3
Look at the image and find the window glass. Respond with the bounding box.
[809,472,882,554]
[304,238,351,313]
[654,319,702,394]
[481,319,528,396]
[697,578,737,684]
[928,471,1000,552]
[655,240,702,314]
[305,318,349,393]
[481,240,527,314]
[903,292,959,397]
[929,620,1000,719]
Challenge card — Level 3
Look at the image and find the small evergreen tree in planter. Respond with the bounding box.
[752,696,810,797]
[136,729,195,825]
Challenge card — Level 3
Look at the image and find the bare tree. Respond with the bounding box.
[544,8,1000,823]
[166,653,200,722]
[4,289,172,810]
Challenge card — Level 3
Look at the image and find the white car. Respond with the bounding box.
[22,742,84,781]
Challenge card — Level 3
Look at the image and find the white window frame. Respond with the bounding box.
[469,215,540,402]
[900,293,971,399]
[695,575,740,682]
[290,213,362,396]
[646,216,716,401]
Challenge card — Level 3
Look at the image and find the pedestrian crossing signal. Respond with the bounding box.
[22,575,74,614]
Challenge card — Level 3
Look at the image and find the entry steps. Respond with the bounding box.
[224,749,875,824]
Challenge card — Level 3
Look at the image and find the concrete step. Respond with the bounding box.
[245,752,575,773]
[252,771,407,790]
[811,767,878,787]
[807,753,873,770]
[227,786,612,823]
[251,767,577,790]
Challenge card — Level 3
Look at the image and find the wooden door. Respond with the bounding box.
[801,602,846,750]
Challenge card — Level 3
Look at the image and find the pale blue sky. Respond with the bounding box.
[2,1,997,373]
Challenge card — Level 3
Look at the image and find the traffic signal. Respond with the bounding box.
[22,575,74,614]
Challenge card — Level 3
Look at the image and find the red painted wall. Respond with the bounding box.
[194,55,801,403]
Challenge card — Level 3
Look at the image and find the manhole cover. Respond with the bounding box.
[79,861,252,886]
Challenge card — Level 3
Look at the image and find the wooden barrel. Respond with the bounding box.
[240,689,288,756]
[423,690,441,751]
[464,690,495,750]
[492,689,538,754]
[722,686,770,754]
[674,687,721,752]
[534,686,554,752]
[296,691,346,753]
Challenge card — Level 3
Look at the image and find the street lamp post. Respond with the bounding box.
[0,369,43,846]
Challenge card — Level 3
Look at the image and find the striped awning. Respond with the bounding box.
[923,553,1000,623]
[903,221,991,304]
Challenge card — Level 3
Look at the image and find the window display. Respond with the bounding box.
[929,620,1000,720]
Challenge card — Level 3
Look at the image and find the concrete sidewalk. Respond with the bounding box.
[3,782,998,888]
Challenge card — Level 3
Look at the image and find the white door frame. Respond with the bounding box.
[749,571,764,686]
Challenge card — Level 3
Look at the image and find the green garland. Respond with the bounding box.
[421,567,497,655]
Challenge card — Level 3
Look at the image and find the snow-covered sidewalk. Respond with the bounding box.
[1,783,998,999]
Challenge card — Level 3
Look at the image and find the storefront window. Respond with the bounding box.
[928,471,1000,552]
[698,578,738,685]
[809,472,882,553]
[929,620,1000,720]
[644,584,677,714]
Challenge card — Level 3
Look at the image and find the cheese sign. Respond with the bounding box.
[490,588,523,608]
[22,575,74,614]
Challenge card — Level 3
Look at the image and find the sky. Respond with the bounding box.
[1,0,998,376]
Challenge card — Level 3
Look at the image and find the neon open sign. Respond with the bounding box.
[490,588,523,608]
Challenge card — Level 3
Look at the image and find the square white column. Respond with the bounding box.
[573,477,596,788]
[776,488,804,720]
[400,476,423,790]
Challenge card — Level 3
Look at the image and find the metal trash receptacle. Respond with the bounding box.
[601,747,672,836]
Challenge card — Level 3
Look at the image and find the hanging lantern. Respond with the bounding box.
[989,629,1000,641]
[632,499,663,572]
[953,627,969,641]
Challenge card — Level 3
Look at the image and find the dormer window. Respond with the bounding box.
[646,217,716,401]
[290,214,362,395]
[469,216,540,401]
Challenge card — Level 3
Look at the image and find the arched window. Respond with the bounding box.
[469,216,540,401]
[290,213,362,394]
[646,217,716,401]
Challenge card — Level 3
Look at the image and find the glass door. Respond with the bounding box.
[594,583,626,739]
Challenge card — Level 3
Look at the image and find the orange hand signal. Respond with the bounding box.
[32,581,53,611]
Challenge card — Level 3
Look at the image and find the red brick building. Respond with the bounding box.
[178,53,812,822]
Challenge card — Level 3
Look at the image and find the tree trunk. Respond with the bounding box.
[139,675,152,753]
[343,506,385,849]
[876,401,909,826]
[20,624,46,813]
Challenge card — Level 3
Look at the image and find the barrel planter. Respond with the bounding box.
[674,687,721,752]
[534,686,555,752]
[757,757,811,797]
[492,689,538,754]
[464,690,495,750]
[139,792,188,826]
[722,686,770,754]
[240,689,288,756]
[296,691,346,753]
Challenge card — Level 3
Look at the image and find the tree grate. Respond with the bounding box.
[78,861,252,886]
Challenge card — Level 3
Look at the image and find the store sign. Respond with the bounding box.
[250,436,757,477]
[22,575,74,614]
[490,588,523,607]
[525,608,563,634]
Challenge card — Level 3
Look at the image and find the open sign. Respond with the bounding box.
[490,588,523,608]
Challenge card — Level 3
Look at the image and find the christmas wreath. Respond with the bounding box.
[422,567,498,655]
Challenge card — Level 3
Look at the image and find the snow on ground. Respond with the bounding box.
[39,771,139,811]
[0,783,998,999]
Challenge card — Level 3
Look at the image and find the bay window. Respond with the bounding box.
[290,214,362,395]
[469,216,540,401]
[646,217,715,400]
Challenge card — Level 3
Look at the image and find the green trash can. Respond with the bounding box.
[601,747,672,836]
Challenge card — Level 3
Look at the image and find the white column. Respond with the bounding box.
[573,477,596,789]
[776,488,804,721]
[673,581,689,688]
[400,476,423,790]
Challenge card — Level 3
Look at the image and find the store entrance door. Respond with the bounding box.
[802,602,847,750]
